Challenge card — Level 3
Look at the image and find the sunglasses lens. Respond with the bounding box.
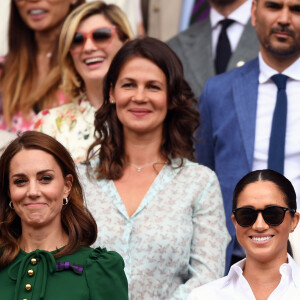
[72,33,85,46]
[263,206,285,225]
[235,208,257,227]
[93,28,112,43]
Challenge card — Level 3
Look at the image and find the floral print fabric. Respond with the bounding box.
[78,158,230,300]
[34,94,96,163]
[0,90,67,134]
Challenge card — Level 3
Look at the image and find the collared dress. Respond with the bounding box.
[0,247,128,300]
[187,254,300,300]
[34,93,96,163]
[78,158,231,300]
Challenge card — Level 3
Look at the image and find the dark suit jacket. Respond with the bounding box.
[167,18,259,99]
[196,58,259,271]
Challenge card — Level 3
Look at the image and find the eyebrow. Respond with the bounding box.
[11,169,55,178]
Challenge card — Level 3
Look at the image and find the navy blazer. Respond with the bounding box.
[196,58,259,271]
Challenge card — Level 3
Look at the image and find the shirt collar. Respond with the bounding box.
[259,52,300,83]
[286,254,300,288]
[210,0,251,29]
[222,254,300,288]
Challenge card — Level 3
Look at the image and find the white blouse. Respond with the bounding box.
[188,254,300,300]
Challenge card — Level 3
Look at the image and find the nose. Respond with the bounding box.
[277,7,291,26]
[82,36,98,53]
[252,212,269,231]
[27,181,41,198]
[132,87,147,102]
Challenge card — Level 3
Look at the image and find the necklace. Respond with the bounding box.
[128,161,166,172]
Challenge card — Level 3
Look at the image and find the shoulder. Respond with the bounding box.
[60,247,124,269]
[168,18,210,46]
[171,158,220,188]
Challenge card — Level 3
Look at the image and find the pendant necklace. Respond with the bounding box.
[129,161,166,172]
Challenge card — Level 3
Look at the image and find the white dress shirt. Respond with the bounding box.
[210,0,251,58]
[187,254,300,300]
[253,54,300,207]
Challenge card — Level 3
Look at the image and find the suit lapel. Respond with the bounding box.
[180,19,215,90]
[232,59,259,169]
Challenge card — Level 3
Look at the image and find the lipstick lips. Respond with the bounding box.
[129,108,151,117]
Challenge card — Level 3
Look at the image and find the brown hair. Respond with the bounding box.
[0,0,85,125]
[0,131,97,269]
[88,37,200,179]
[59,1,134,100]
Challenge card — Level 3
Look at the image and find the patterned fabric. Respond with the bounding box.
[78,158,230,300]
[34,93,97,163]
[56,262,84,275]
[0,90,68,134]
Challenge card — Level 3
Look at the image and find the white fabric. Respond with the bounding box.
[253,54,300,207]
[187,254,300,299]
[210,0,251,58]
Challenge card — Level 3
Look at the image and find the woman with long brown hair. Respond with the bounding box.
[0,131,128,299]
[0,0,85,133]
[78,37,230,299]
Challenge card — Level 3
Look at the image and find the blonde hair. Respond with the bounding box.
[59,1,134,100]
[0,0,85,126]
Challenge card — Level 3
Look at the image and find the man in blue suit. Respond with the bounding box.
[197,0,300,272]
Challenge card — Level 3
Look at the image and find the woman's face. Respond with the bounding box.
[15,0,73,33]
[232,180,299,263]
[9,149,72,230]
[70,14,125,85]
[110,57,168,137]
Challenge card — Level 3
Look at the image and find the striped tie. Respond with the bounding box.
[189,0,210,25]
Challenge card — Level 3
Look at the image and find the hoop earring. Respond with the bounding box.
[63,198,69,206]
[9,201,14,209]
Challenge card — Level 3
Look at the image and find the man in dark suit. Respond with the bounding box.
[167,0,259,99]
[197,0,300,272]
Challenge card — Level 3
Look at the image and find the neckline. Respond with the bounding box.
[19,245,66,255]
[111,161,169,219]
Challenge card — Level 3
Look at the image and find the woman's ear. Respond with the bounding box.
[109,86,115,104]
[291,212,300,232]
[64,174,73,198]
[231,214,237,228]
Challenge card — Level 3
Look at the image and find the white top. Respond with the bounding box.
[187,254,300,300]
[78,158,230,300]
[253,54,300,207]
[210,0,251,58]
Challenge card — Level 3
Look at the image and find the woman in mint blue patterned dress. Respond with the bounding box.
[78,37,230,300]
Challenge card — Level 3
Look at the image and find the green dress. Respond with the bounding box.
[0,246,128,300]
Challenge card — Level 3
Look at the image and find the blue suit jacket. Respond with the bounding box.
[196,58,259,271]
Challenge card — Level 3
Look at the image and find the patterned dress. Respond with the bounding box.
[34,93,97,163]
[78,158,231,300]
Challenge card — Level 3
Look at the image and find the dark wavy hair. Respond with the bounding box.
[233,169,297,257]
[0,131,97,268]
[88,37,200,179]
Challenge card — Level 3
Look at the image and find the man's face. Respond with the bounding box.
[251,0,300,60]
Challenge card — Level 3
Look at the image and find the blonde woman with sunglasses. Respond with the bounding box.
[34,1,134,162]
[0,0,85,133]
[188,169,300,300]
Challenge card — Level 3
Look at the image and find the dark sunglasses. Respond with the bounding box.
[70,26,116,53]
[232,205,295,227]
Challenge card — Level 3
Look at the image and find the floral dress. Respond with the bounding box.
[0,90,67,134]
[34,93,97,163]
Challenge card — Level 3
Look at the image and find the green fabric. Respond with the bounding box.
[0,247,128,300]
